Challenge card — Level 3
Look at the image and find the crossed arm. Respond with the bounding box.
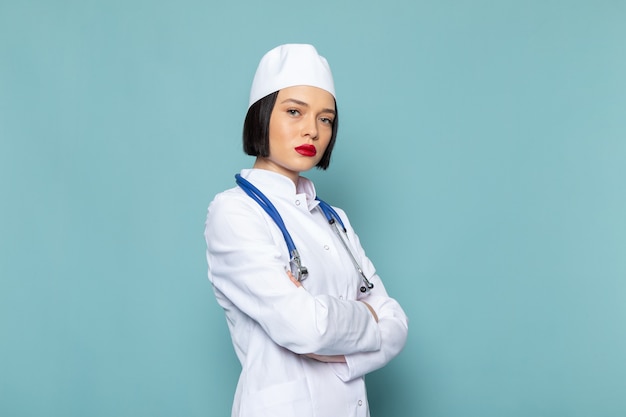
[286,271,379,363]
[207,195,406,372]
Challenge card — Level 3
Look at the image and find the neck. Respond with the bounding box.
[253,158,299,186]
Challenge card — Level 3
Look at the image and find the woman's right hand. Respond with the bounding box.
[286,270,302,287]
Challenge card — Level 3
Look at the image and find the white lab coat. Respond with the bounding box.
[205,169,408,417]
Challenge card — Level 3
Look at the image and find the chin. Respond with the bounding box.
[299,164,318,173]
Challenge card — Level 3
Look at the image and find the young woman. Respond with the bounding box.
[205,44,408,417]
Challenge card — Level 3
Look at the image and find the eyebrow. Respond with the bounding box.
[280,98,336,116]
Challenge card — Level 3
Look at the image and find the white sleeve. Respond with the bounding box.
[330,208,409,381]
[205,193,382,356]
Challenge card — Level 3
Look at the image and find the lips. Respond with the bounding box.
[295,144,317,157]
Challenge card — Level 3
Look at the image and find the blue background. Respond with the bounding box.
[1,1,625,416]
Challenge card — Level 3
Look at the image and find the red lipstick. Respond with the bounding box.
[295,144,317,157]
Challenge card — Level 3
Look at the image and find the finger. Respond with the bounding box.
[286,270,302,287]
[360,301,378,322]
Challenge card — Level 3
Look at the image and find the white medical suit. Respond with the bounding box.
[205,169,408,417]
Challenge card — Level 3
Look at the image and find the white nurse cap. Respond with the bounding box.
[248,44,336,108]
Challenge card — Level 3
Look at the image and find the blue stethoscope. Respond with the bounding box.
[235,174,374,293]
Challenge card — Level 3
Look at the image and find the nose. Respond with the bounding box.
[301,115,319,140]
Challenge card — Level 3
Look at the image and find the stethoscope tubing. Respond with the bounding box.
[235,174,296,253]
[235,173,373,292]
[317,199,374,293]
[235,174,308,280]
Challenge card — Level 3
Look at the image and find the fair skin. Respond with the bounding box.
[255,85,378,363]
[253,85,336,185]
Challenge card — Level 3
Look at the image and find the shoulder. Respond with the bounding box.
[209,186,246,208]
[205,186,282,249]
[206,186,278,239]
[207,186,261,220]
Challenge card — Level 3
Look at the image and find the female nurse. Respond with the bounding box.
[204,44,408,417]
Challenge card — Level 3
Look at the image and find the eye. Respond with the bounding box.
[287,109,301,116]
[320,117,334,125]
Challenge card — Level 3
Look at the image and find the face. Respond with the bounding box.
[253,85,336,183]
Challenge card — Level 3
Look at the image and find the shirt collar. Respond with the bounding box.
[239,169,321,211]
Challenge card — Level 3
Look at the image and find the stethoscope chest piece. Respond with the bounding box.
[290,249,308,281]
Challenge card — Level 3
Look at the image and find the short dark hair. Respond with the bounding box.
[242,91,339,170]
